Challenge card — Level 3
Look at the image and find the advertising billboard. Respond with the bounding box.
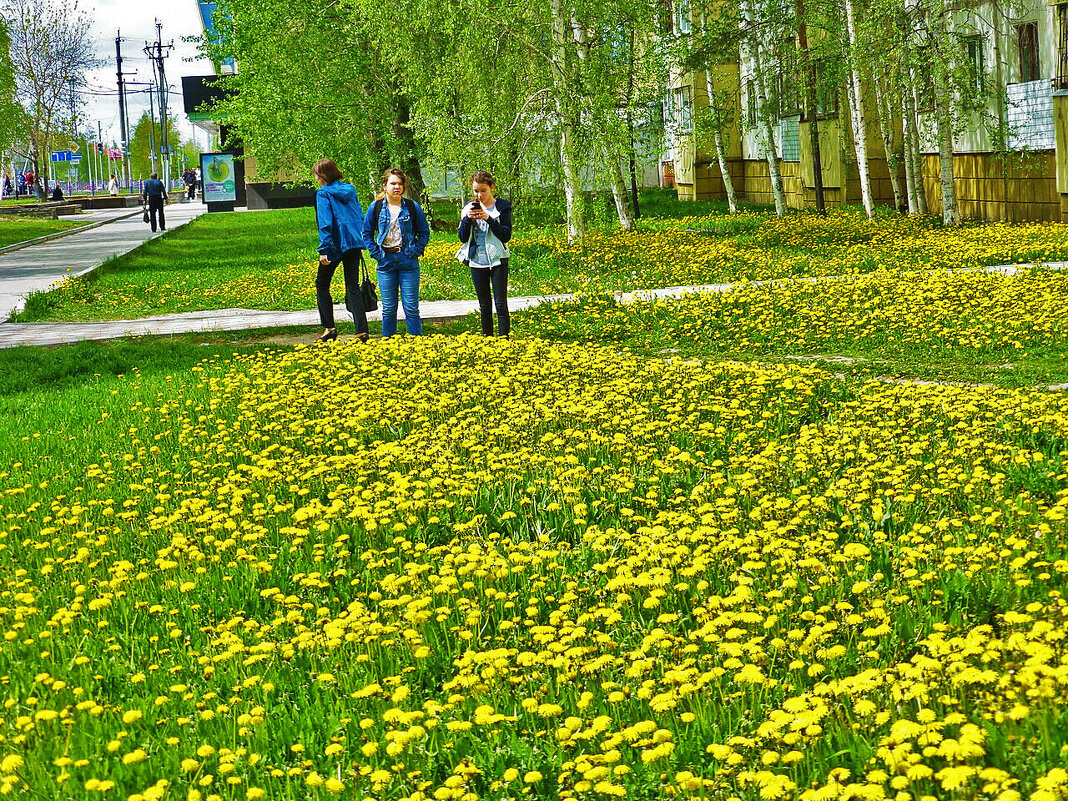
[200,153,237,204]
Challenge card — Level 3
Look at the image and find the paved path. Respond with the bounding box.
[0,215,1063,349]
[0,201,205,321]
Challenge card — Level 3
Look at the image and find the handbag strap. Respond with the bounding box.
[359,250,372,283]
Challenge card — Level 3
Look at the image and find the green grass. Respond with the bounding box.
[0,215,81,247]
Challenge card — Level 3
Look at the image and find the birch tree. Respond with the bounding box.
[842,0,875,217]
[672,6,741,213]
[739,0,787,215]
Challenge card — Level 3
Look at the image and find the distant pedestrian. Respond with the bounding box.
[108,174,119,196]
[362,168,430,338]
[457,170,512,337]
[50,183,63,202]
[141,171,168,232]
[312,157,369,344]
[15,172,24,197]
[2,176,11,197]
[25,170,35,197]
[183,168,196,201]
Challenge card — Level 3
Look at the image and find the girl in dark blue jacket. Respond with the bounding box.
[457,171,512,336]
[313,158,368,343]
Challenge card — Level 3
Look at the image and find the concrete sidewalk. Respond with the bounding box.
[0,201,206,320]
[0,284,730,349]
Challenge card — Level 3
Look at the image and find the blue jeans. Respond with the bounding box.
[377,259,422,337]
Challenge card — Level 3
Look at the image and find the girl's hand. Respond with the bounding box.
[320,254,330,265]
[467,205,486,220]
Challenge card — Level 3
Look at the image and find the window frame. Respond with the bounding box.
[1014,21,1040,84]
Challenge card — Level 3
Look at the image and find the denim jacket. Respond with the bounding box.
[456,197,512,267]
[316,181,365,263]
[362,197,431,268]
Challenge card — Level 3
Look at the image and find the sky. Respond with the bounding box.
[80,0,216,149]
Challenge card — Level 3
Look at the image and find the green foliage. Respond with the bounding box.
[127,112,184,180]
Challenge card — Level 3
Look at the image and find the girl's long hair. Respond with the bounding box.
[312,158,344,184]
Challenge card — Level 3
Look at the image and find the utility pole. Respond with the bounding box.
[115,32,135,192]
[144,21,174,186]
[147,87,157,175]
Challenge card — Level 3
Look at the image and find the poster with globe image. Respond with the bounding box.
[200,152,237,203]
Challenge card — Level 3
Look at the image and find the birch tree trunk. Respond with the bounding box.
[903,79,928,214]
[843,0,874,218]
[740,0,786,216]
[705,69,739,213]
[607,150,636,230]
[929,4,960,225]
[873,75,904,212]
[901,93,919,214]
[559,112,586,243]
[549,0,585,242]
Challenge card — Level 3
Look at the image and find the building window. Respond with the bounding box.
[964,35,985,93]
[673,86,693,133]
[1015,22,1040,83]
[776,37,800,117]
[746,80,758,127]
[674,0,692,34]
[1057,5,1068,90]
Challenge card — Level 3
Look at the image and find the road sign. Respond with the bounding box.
[71,154,82,164]
[50,151,72,162]
[70,142,80,153]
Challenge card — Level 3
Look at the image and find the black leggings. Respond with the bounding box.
[316,249,368,334]
[471,260,510,337]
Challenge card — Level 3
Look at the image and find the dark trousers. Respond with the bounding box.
[471,260,510,336]
[186,184,195,200]
[316,249,368,334]
[148,197,165,231]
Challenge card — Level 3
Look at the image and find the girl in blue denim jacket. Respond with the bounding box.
[361,169,430,337]
[313,158,368,343]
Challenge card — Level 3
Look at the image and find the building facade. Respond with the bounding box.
[665,0,1068,222]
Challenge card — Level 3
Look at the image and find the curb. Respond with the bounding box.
[0,209,144,255]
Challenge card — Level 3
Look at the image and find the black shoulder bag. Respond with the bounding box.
[359,251,378,312]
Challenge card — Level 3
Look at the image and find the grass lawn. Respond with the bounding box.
[1,330,1067,799]
[0,215,81,248]
[17,190,1068,323]
[2,190,1068,796]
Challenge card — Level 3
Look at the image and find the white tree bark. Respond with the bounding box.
[740,0,786,215]
[901,93,919,214]
[844,0,875,218]
[873,74,904,212]
[705,69,739,213]
[607,150,635,230]
[929,7,959,225]
[903,78,928,215]
[549,0,585,242]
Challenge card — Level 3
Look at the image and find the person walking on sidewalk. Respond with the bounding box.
[457,170,512,337]
[362,168,430,337]
[108,174,119,196]
[313,158,369,344]
[183,168,197,201]
[142,172,168,232]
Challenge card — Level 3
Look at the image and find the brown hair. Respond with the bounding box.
[375,168,409,199]
[312,158,344,184]
[471,170,496,188]
[149,172,158,179]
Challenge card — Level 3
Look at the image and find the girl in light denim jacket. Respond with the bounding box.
[361,168,430,337]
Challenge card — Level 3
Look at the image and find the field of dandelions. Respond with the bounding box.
[2,207,1068,801]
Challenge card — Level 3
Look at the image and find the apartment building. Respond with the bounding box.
[665,0,1068,221]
